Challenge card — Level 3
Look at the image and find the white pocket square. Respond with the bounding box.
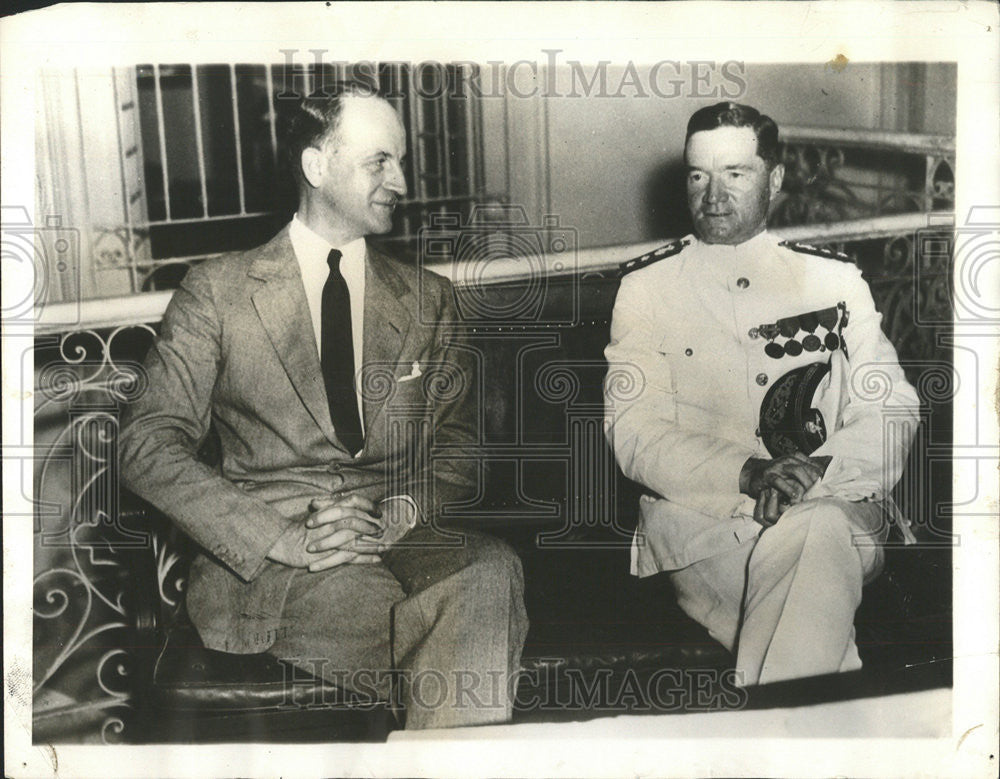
[397,361,423,383]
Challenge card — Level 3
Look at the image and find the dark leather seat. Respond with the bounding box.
[134,619,394,742]
[123,519,395,742]
[149,624,378,712]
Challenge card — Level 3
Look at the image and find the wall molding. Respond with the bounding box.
[35,212,951,334]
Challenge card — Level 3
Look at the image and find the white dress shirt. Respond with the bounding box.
[286,216,417,530]
[288,214,366,434]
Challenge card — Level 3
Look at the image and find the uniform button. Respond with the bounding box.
[736,277,750,289]
[755,373,768,386]
[748,327,759,340]
[684,348,693,356]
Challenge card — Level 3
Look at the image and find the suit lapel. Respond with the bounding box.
[362,246,413,440]
[249,228,340,446]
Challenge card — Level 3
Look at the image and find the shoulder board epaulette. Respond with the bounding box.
[779,240,852,263]
[618,238,690,277]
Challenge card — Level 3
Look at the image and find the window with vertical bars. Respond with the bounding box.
[133,62,488,291]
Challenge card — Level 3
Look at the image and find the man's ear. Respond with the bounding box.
[300,147,324,189]
[769,163,785,201]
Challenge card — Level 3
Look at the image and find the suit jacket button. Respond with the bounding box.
[755,373,768,386]
[684,348,693,356]
[737,277,750,289]
[748,327,759,340]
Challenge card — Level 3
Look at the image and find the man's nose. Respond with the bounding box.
[384,160,407,197]
[703,177,727,204]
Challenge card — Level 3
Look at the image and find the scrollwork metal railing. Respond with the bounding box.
[773,126,955,226]
[32,325,156,743]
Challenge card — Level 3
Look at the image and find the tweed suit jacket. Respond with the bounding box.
[120,225,481,653]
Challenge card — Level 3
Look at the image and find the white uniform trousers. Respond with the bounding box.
[669,497,889,686]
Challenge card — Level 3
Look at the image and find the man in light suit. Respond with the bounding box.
[604,102,920,686]
[120,84,527,729]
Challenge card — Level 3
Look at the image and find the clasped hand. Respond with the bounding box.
[267,494,385,572]
[740,452,832,528]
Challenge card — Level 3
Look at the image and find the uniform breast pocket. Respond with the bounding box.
[656,331,697,395]
[656,329,740,421]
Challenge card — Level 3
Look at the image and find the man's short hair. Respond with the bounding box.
[685,102,781,169]
[280,80,381,186]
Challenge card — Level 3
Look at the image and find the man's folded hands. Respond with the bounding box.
[741,453,832,527]
[267,493,383,571]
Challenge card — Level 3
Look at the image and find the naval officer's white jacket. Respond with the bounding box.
[604,231,920,575]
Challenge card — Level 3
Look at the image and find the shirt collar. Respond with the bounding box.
[289,214,366,274]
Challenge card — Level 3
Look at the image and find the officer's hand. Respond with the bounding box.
[809,455,833,475]
[753,487,787,528]
[740,452,826,503]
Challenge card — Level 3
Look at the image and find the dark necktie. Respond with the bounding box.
[321,249,364,455]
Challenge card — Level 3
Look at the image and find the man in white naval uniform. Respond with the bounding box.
[604,102,920,686]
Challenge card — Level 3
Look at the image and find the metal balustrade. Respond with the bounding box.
[35,211,956,333]
[775,125,955,225]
